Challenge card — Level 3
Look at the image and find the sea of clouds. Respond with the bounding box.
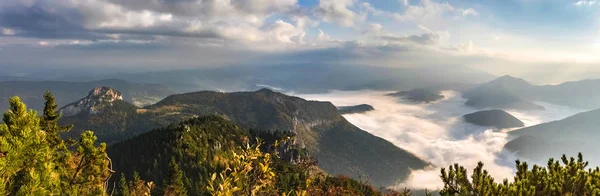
[293,90,584,190]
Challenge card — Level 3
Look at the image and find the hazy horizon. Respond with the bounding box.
[3,0,600,84]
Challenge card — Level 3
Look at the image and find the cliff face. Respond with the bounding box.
[60,87,124,116]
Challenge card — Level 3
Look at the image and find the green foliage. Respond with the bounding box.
[0,96,57,195]
[163,158,187,196]
[116,173,130,196]
[41,90,73,148]
[0,94,112,195]
[440,153,600,196]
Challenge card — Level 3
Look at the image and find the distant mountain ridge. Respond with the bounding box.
[387,88,444,103]
[463,75,600,110]
[0,79,173,112]
[505,109,600,163]
[60,87,428,187]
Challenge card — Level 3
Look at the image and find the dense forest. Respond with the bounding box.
[2,92,600,195]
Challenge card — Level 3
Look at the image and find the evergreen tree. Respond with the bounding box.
[0,96,59,195]
[128,171,154,195]
[40,90,72,148]
[63,131,112,195]
[163,157,187,196]
[440,153,600,196]
[0,95,112,195]
[116,173,130,196]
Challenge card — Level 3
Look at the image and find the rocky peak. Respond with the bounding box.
[88,86,123,102]
[60,87,123,116]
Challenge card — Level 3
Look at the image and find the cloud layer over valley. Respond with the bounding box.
[294,90,584,190]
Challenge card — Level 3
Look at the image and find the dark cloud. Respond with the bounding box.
[0,4,95,39]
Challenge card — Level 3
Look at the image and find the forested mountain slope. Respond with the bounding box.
[61,87,428,186]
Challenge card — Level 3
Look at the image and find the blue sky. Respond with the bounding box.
[0,0,599,82]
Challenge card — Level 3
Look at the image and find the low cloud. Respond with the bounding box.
[294,90,583,190]
[379,32,440,45]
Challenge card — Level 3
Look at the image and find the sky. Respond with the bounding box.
[1,0,600,83]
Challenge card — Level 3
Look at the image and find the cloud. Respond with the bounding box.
[574,0,597,6]
[462,8,479,17]
[393,0,456,21]
[0,0,318,48]
[293,90,584,190]
[379,32,441,45]
[363,23,383,35]
[442,41,475,53]
[2,28,15,35]
[316,0,364,27]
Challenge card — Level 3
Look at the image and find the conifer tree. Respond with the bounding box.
[116,173,130,196]
[0,96,59,195]
[163,157,187,196]
[64,131,112,195]
[41,90,72,148]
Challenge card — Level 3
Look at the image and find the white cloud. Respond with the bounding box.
[462,8,479,17]
[266,20,306,44]
[38,41,48,46]
[393,0,456,21]
[574,0,597,6]
[364,23,383,35]
[293,90,584,190]
[2,28,15,35]
[316,0,363,27]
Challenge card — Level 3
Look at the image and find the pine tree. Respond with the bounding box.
[0,95,112,195]
[64,131,112,195]
[163,157,187,196]
[116,173,130,196]
[0,96,59,195]
[40,90,73,148]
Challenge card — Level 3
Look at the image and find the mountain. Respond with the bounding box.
[100,64,494,94]
[106,115,390,195]
[106,116,253,195]
[58,87,156,143]
[464,75,600,110]
[387,88,444,103]
[63,87,428,186]
[337,104,374,114]
[61,87,125,116]
[0,79,174,112]
[462,75,544,110]
[463,110,524,129]
[505,109,600,162]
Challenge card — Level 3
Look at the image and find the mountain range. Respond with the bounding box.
[59,86,428,187]
[0,79,174,112]
[505,109,600,163]
[463,75,600,110]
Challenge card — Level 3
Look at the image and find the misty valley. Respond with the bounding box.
[3,0,600,195]
[2,72,600,195]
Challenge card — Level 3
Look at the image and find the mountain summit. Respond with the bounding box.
[60,87,124,116]
[462,75,544,110]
